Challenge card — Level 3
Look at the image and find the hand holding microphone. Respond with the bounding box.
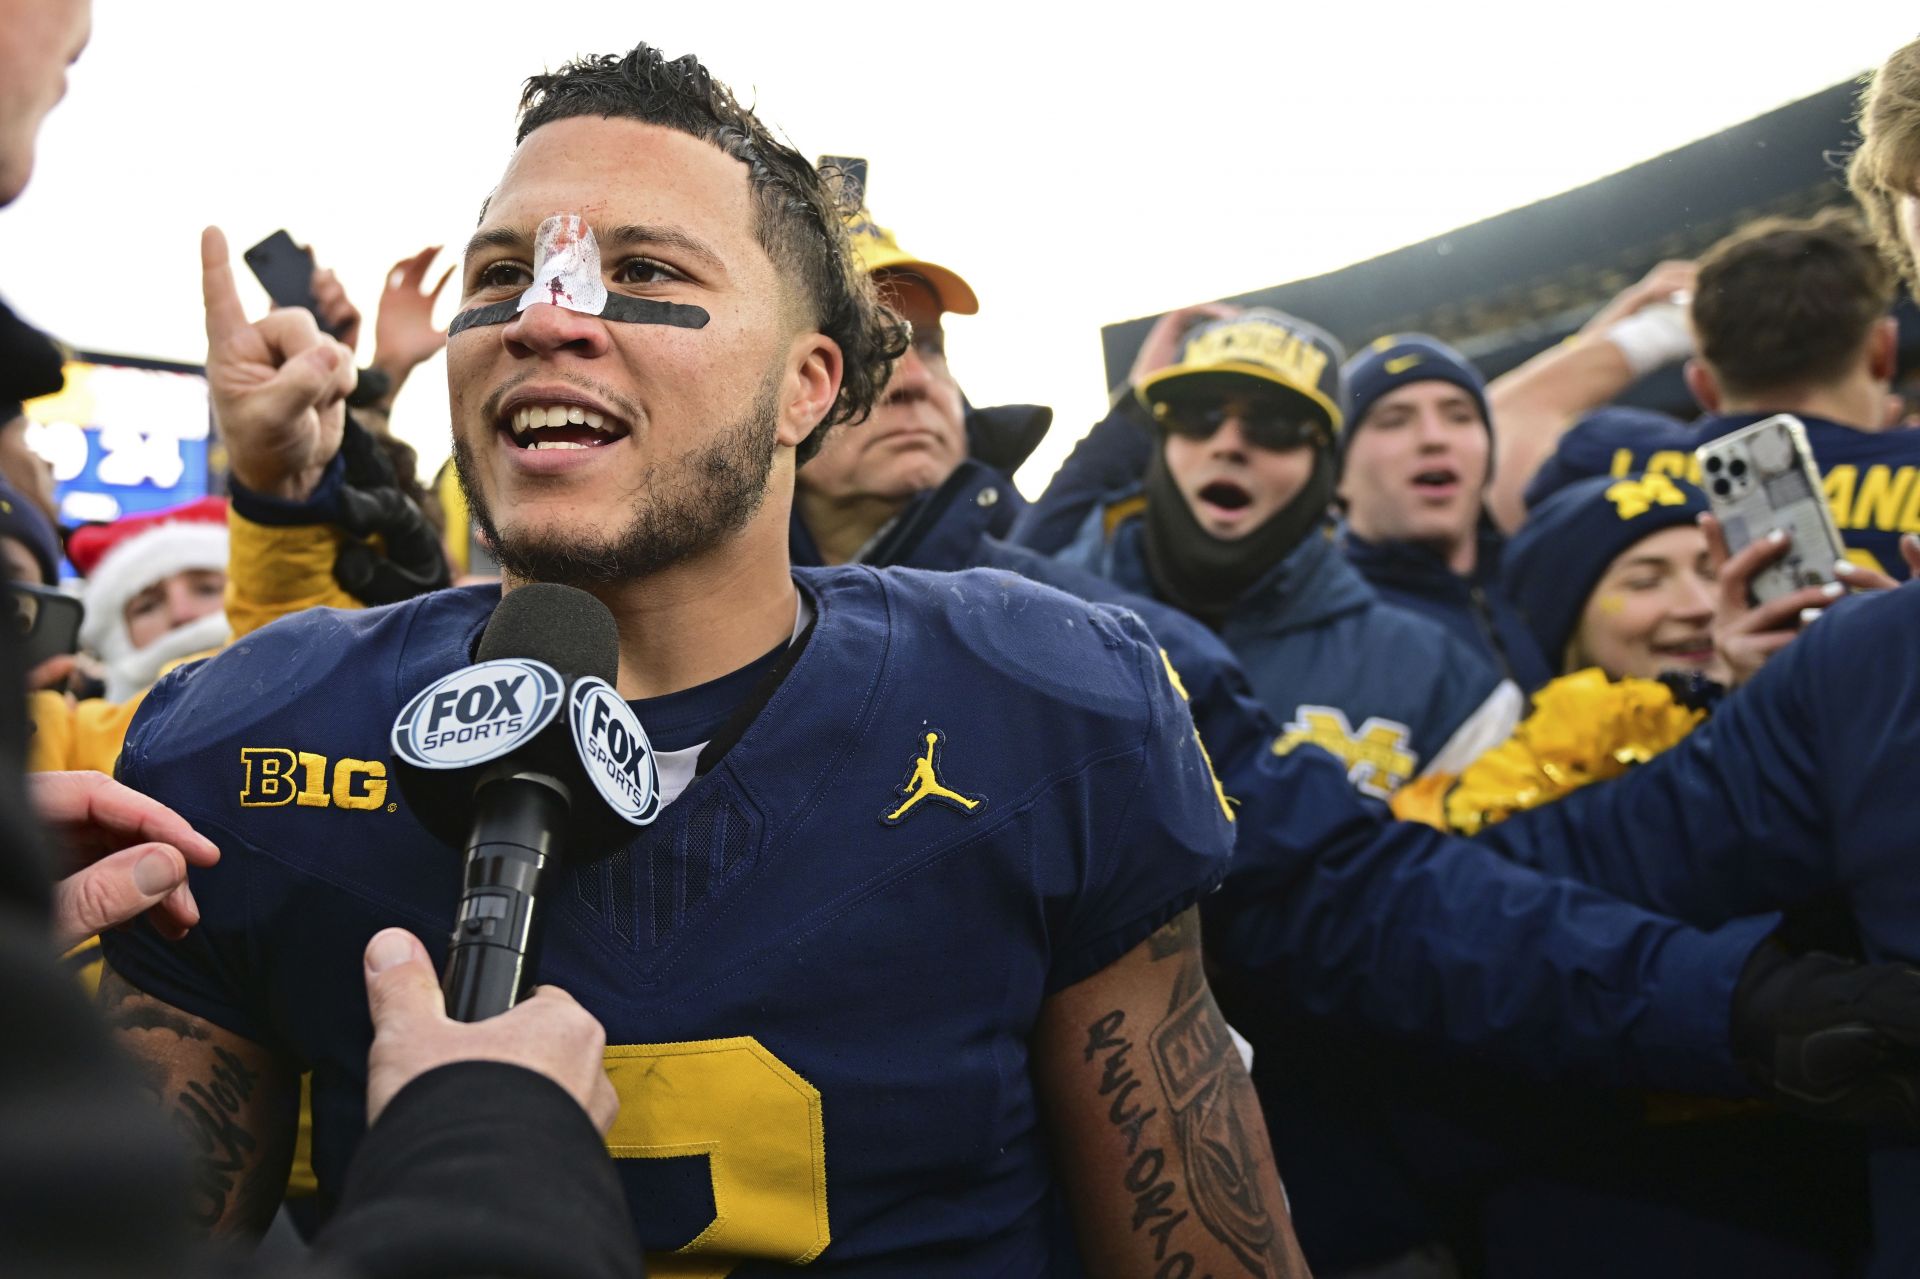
[361,927,618,1132]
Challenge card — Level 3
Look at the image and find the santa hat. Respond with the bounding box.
[69,497,230,699]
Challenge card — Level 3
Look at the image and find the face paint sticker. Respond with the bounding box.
[448,212,713,337]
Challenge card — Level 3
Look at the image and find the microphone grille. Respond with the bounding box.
[477,583,619,684]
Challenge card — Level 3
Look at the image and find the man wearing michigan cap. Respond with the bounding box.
[1044,306,1522,799]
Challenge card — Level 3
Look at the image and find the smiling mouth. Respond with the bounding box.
[1653,636,1714,660]
[500,402,632,451]
[1198,480,1253,511]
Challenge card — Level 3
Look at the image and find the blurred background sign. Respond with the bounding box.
[20,351,217,530]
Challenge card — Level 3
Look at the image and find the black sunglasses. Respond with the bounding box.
[1152,399,1328,452]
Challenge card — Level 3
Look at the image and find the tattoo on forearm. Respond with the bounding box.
[1080,914,1298,1278]
[174,1047,260,1227]
[98,966,289,1233]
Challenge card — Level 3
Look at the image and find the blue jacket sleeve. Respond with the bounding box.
[1164,614,1770,1093]
[1010,398,1156,554]
[1203,738,1770,1094]
[1470,593,1863,928]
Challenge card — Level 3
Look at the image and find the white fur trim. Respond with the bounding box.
[79,521,230,658]
[101,608,229,702]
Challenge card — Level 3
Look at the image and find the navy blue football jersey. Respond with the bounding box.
[100,566,1234,1276]
[1543,411,1920,579]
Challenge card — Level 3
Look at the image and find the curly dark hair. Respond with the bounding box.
[516,45,908,462]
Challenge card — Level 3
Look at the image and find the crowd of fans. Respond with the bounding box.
[12,8,1920,1278]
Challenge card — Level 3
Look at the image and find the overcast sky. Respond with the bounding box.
[2,2,1913,495]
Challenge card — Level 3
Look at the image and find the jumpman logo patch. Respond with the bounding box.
[880,730,985,826]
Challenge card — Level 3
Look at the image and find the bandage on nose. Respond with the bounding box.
[448,213,710,336]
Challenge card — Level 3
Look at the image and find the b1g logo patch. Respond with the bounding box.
[568,677,660,826]
[390,659,564,770]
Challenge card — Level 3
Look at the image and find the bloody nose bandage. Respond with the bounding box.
[448,214,710,336]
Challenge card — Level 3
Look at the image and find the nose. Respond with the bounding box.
[892,343,932,391]
[1413,409,1451,450]
[499,302,613,360]
[1209,414,1252,459]
[1674,573,1716,623]
[165,577,204,627]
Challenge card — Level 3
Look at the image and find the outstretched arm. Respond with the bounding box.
[1485,261,1695,531]
[1035,908,1308,1279]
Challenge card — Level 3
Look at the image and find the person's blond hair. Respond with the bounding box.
[1850,36,1920,287]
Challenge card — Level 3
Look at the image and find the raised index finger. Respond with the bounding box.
[201,225,250,344]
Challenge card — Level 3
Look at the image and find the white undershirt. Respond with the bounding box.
[648,589,813,810]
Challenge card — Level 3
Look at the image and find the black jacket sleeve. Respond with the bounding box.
[312,1061,643,1279]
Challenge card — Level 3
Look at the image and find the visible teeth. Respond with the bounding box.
[529,440,588,450]
[509,405,616,439]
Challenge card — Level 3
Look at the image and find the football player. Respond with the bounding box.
[96,44,1305,1277]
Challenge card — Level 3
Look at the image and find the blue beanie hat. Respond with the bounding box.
[1342,334,1489,449]
[0,479,58,585]
[1522,406,1693,511]
[1503,471,1710,670]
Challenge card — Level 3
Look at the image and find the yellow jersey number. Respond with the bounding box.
[605,1037,830,1278]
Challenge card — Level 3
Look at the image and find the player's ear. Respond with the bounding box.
[1868,316,1899,384]
[1684,359,1721,415]
[776,333,843,452]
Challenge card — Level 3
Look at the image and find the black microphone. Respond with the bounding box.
[440,584,618,1021]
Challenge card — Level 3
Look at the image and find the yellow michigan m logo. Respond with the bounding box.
[1271,707,1417,799]
[1605,473,1688,521]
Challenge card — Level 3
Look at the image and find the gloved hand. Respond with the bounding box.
[333,482,451,606]
[1732,941,1920,1130]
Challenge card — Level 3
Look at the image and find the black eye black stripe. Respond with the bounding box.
[448,294,711,337]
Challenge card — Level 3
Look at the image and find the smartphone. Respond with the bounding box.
[6,581,83,670]
[243,229,323,318]
[1695,413,1848,604]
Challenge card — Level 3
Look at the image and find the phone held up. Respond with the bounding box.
[1695,413,1848,606]
[243,230,349,339]
[5,581,83,672]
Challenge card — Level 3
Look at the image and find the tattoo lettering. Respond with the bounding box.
[1085,1009,1204,1277]
[173,1046,260,1228]
[1150,920,1292,1278]
[99,965,291,1235]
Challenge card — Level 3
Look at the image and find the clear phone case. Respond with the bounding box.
[1695,413,1846,604]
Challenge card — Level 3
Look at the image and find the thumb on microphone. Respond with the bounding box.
[363,927,450,1125]
[364,927,440,1031]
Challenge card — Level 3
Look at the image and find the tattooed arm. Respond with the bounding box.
[97,961,299,1237]
[1034,908,1310,1279]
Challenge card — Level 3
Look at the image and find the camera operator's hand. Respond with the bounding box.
[202,225,356,502]
[1733,942,1920,1131]
[371,246,454,400]
[362,928,619,1133]
[33,770,221,950]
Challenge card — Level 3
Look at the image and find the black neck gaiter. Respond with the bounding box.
[1141,446,1337,628]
